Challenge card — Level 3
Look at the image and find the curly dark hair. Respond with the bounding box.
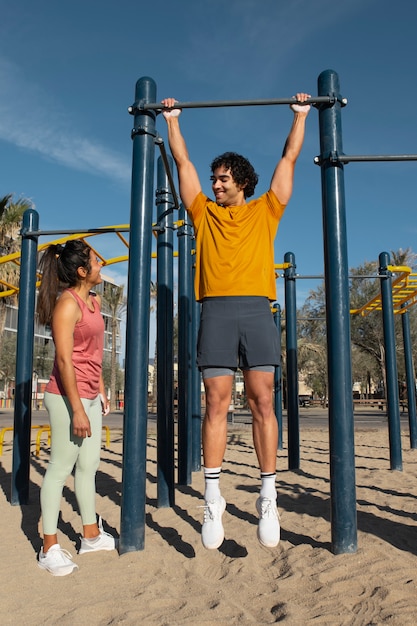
[37,239,92,325]
[210,152,259,198]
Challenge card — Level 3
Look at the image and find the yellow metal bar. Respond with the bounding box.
[103,425,111,449]
[0,423,110,457]
[0,427,13,455]
[0,287,18,298]
[0,424,50,456]
[274,262,292,270]
[0,277,19,289]
[351,266,417,316]
[34,425,111,456]
[101,255,129,266]
[0,225,187,297]
[116,231,130,248]
[35,426,51,456]
[0,250,22,264]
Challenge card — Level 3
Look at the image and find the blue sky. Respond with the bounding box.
[2,0,417,333]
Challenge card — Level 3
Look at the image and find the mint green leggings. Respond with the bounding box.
[41,391,102,535]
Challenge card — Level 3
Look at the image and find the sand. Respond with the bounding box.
[1,417,417,625]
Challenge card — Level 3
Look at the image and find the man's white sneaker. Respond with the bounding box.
[201,496,226,549]
[256,496,280,548]
[79,516,116,554]
[38,544,78,576]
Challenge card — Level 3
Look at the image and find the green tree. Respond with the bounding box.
[297,284,328,402]
[390,247,417,271]
[298,249,417,401]
[298,340,328,402]
[0,333,17,398]
[349,261,386,389]
[0,194,33,335]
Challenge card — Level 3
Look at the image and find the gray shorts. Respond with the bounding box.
[197,296,280,374]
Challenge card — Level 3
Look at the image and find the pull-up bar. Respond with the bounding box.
[339,154,417,162]
[129,95,346,113]
[315,153,417,164]
[21,226,130,237]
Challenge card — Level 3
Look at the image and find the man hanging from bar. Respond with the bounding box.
[162,92,311,550]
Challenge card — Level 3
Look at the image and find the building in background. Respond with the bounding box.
[0,273,123,408]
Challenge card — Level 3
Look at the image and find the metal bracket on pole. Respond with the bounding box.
[131,125,158,139]
[313,151,346,166]
[154,136,180,210]
[177,220,194,238]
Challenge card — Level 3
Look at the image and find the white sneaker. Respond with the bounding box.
[256,496,280,547]
[201,496,226,549]
[79,516,116,554]
[38,544,78,576]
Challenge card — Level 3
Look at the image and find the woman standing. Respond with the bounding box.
[36,239,116,576]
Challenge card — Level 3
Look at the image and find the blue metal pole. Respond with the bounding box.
[191,266,202,472]
[317,69,357,554]
[119,76,156,553]
[156,155,175,506]
[379,252,402,470]
[284,252,299,468]
[177,205,193,484]
[401,306,417,448]
[273,304,283,450]
[11,209,39,505]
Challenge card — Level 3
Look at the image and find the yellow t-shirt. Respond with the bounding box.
[188,190,286,301]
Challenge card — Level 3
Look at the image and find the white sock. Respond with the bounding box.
[260,472,277,500]
[204,466,222,501]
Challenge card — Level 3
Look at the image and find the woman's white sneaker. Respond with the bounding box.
[38,544,78,576]
[79,516,116,554]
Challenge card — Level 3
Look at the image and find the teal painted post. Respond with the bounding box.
[11,209,39,505]
[379,252,402,469]
[284,252,300,468]
[273,304,283,450]
[401,306,417,448]
[177,205,193,485]
[120,77,156,553]
[317,69,357,553]
[156,155,175,507]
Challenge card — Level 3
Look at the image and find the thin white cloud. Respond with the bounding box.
[0,58,130,183]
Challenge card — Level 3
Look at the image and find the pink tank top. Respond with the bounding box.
[46,289,105,400]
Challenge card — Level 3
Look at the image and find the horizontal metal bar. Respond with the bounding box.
[350,275,387,279]
[135,95,340,112]
[22,227,131,237]
[277,274,390,280]
[296,317,327,321]
[294,274,324,280]
[338,154,417,163]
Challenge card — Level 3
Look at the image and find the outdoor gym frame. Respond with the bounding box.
[10,69,417,557]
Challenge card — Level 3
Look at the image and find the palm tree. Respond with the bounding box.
[0,193,33,335]
[150,280,157,312]
[101,283,126,411]
[390,247,417,271]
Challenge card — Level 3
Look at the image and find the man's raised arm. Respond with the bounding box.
[161,98,202,209]
[269,92,311,206]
